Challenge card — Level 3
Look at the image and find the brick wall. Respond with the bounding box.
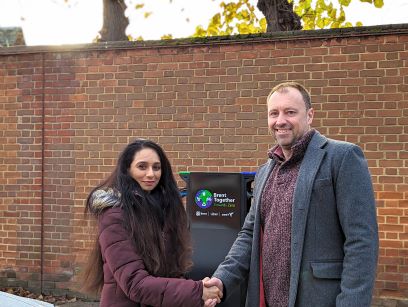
[0,25,407,300]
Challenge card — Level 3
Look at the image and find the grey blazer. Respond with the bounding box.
[213,131,378,307]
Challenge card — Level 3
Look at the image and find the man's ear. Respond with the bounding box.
[307,108,314,124]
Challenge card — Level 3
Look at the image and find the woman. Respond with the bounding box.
[82,139,221,307]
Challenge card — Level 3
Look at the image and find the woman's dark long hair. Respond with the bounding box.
[81,139,192,295]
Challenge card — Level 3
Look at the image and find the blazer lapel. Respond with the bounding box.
[254,159,275,204]
[288,132,327,307]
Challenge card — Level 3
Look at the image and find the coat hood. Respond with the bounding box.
[89,188,121,214]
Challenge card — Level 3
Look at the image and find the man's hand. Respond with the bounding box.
[204,277,223,292]
[203,277,224,307]
[202,277,223,307]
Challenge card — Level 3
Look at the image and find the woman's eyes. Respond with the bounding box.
[137,164,161,171]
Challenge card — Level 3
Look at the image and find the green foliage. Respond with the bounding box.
[194,0,384,37]
[296,0,383,30]
[193,0,266,37]
[124,0,384,40]
[161,34,174,40]
[360,0,384,8]
[128,34,144,41]
[135,3,152,19]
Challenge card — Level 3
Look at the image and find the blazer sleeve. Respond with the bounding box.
[212,198,255,300]
[335,145,379,306]
[98,207,203,307]
[212,165,266,300]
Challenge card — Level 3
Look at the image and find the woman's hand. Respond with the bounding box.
[201,277,222,305]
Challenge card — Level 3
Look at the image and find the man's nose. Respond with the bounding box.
[275,113,287,125]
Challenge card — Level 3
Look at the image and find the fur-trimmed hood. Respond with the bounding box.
[89,188,121,214]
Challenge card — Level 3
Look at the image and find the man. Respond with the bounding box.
[205,81,378,307]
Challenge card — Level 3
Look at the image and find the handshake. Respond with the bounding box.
[201,277,224,307]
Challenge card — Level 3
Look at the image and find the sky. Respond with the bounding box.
[0,0,407,46]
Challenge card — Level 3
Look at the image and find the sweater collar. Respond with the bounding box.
[268,129,316,164]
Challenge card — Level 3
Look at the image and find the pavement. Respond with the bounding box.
[55,302,99,307]
[0,291,54,307]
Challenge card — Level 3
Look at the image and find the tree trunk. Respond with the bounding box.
[99,0,129,42]
[257,0,302,32]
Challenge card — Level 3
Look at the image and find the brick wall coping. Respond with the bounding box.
[0,23,407,56]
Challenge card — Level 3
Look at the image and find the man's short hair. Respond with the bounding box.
[267,81,312,110]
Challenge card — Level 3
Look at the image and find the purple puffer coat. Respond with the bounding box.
[92,189,203,307]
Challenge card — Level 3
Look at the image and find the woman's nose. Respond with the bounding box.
[146,167,154,177]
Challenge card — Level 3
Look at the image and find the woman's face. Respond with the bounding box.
[129,148,162,192]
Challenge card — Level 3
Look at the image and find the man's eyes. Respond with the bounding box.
[269,110,296,117]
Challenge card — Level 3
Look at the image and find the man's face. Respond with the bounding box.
[267,87,314,152]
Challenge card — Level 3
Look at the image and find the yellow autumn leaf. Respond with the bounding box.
[374,0,384,8]
[211,13,221,26]
[339,0,352,6]
[329,7,337,19]
[338,8,345,22]
[316,0,327,10]
[208,25,220,36]
[237,22,250,33]
[161,34,173,40]
[194,26,207,37]
[331,21,340,28]
[259,18,267,31]
[316,17,325,28]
